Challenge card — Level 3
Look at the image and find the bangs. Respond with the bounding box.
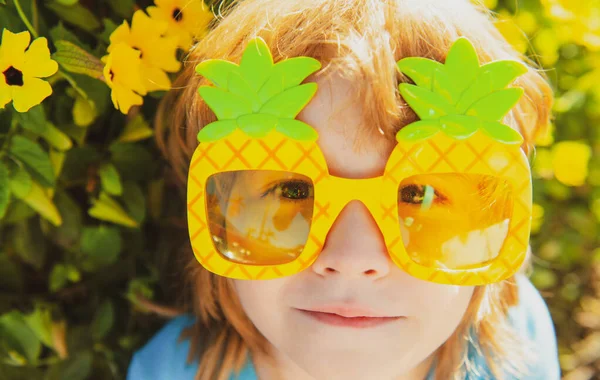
[182,0,550,150]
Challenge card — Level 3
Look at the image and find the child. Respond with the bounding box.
[128,0,560,379]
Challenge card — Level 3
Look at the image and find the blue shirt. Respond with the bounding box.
[127,275,560,380]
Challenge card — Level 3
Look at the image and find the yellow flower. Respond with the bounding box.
[494,11,529,54]
[0,29,58,113]
[108,10,181,92]
[541,0,600,51]
[102,43,148,114]
[551,141,592,187]
[147,0,213,49]
[531,203,544,234]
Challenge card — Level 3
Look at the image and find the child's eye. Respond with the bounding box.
[262,180,314,201]
[399,184,445,205]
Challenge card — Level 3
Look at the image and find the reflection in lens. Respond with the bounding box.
[206,170,314,265]
[397,173,513,269]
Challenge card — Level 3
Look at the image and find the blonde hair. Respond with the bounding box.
[154,0,554,379]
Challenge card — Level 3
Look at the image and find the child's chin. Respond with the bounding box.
[279,332,427,379]
[287,354,418,380]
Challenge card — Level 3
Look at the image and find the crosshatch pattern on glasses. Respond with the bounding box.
[187,127,532,285]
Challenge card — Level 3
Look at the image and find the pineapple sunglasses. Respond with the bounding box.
[187,36,533,286]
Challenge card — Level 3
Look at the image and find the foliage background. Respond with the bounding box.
[0,0,598,379]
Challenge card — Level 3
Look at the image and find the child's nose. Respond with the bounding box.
[311,200,392,279]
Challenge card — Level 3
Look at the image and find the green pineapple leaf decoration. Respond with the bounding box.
[195,37,322,142]
[396,37,527,144]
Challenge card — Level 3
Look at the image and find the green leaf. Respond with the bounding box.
[80,226,122,269]
[108,143,154,181]
[14,104,47,135]
[439,115,480,139]
[456,60,528,113]
[91,300,114,340]
[0,162,9,219]
[45,1,101,32]
[9,170,62,226]
[49,264,69,292]
[64,71,109,117]
[0,254,23,292]
[41,122,73,151]
[8,165,33,198]
[122,181,145,224]
[49,22,91,53]
[259,83,317,118]
[395,120,440,142]
[465,88,524,121]
[0,311,41,364]
[0,2,25,32]
[275,119,318,141]
[48,190,82,249]
[56,351,92,380]
[106,0,133,19]
[118,114,153,143]
[239,37,273,92]
[9,135,55,188]
[0,363,42,379]
[2,200,36,225]
[98,163,122,196]
[197,120,238,142]
[444,37,479,94]
[52,40,105,79]
[258,57,322,103]
[195,59,239,88]
[61,147,101,183]
[480,121,524,145]
[197,86,253,119]
[99,18,118,44]
[72,94,97,127]
[399,84,456,119]
[23,305,54,349]
[396,57,444,89]
[88,192,138,228]
[0,0,6,5]
[237,113,278,138]
[11,218,48,269]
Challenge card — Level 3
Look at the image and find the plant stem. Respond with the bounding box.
[13,0,38,39]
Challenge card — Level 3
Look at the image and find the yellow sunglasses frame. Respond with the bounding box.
[187,126,531,286]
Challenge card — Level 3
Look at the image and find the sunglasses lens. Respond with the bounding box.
[397,173,513,269]
[206,170,314,265]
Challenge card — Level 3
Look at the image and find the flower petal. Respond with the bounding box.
[0,29,30,68]
[107,43,147,96]
[0,79,13,109]
[143,35,181,72]
[140,64,171,91]
[180,1,213,39]
[132,9,168,37]
[108,21,132,50]
[111,81,143,114]
[11,76,52,112]
[22,37,59,78]
[147,6,192,49]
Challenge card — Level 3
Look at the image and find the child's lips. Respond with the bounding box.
[297,309,406,328]
[295,305,407,328]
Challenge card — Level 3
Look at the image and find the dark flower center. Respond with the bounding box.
[172,8,183,22]
[3,66,24,86]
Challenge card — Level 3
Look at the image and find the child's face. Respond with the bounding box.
[232,73,475,379]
